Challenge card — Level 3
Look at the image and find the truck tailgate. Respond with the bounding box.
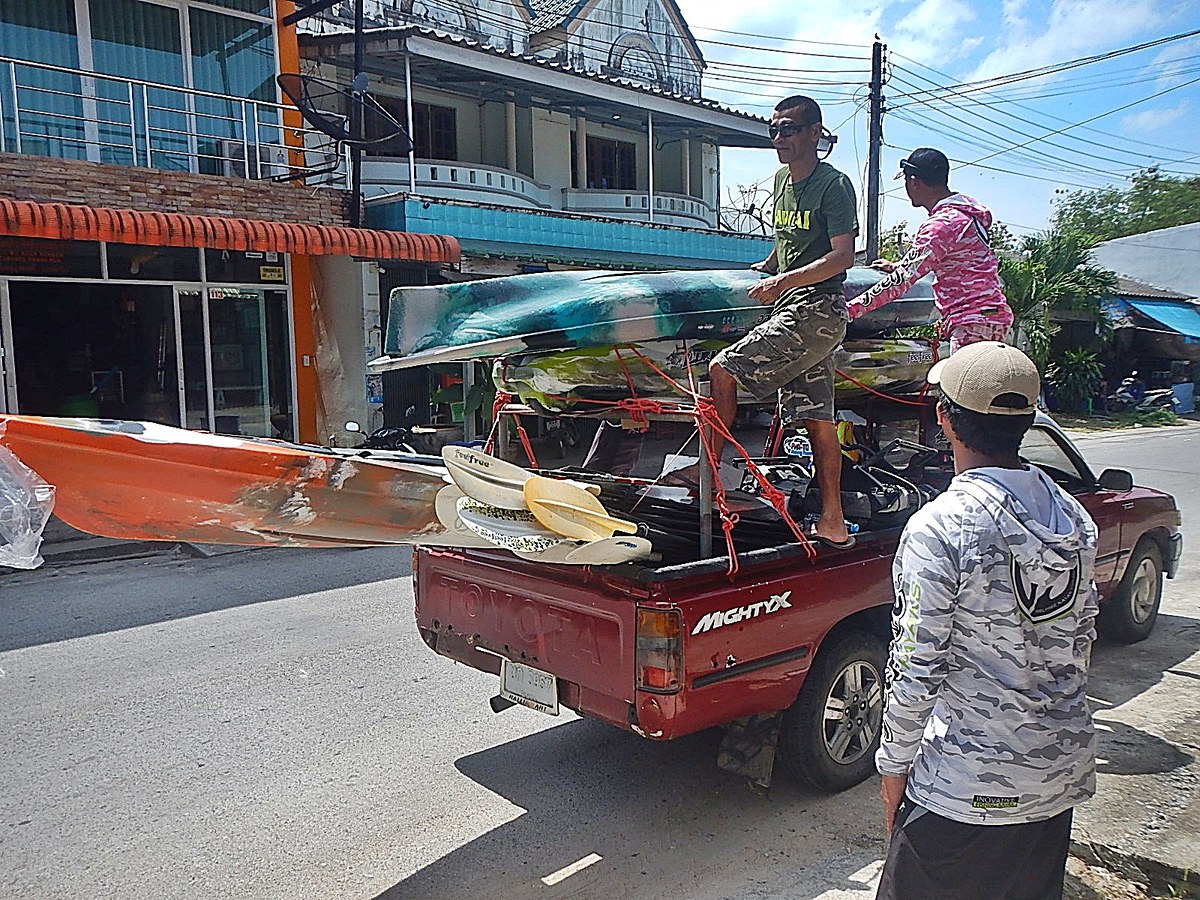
[415,548,638,717]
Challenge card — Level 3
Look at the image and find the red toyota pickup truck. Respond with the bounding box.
[413,416,1182,792]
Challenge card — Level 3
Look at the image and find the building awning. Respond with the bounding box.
[0,199,460,264]
[1126,298,1200,339]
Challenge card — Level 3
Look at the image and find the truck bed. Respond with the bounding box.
[414,527,899,740]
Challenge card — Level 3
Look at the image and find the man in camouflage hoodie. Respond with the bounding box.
[875,342,1098,900]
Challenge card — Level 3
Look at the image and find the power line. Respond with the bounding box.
[888,65,1200,174]
[890,27,1200,108]
[890,50,1200,158]
[885,76,1143,181]
[965,73,1200,167]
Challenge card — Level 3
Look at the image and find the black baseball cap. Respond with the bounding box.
[896,147,950,183]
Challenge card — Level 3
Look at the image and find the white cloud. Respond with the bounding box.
[891,0,978,65]
[1000,0,1030,29]
[1120,100,1191,133]
[967,0,1168,81]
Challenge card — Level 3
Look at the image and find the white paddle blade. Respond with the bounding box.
[433,485,494,547]
[512,540,586,563]
[564,536,653,565]
[441,445,532,509]
[455,496,564,555]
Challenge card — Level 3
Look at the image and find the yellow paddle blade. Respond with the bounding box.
[523,475,638,540]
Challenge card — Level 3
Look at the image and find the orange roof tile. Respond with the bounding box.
[0,199,460,263]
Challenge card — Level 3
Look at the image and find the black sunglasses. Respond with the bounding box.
[768,121,817,140]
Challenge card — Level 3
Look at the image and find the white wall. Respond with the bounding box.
[312,256,371,445]
[1093,224,1200,298]
[532,108,573,190]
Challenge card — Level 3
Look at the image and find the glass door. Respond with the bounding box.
[177,286,291,437]
[178,288,211,430]
[0,280,13,414]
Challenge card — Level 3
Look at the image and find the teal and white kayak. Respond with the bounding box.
[373,268,935,371]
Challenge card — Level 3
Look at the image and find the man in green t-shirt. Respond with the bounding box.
[710,94,859,548]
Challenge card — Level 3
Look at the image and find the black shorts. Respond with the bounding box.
[876,801,1073,900]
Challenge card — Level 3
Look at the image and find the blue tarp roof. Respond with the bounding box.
[1126,298,1200,339]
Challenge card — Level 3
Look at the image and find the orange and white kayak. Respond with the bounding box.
[0,415,452,548]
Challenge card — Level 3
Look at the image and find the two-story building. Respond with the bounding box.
[1,0,782,444]
[299,0,776,427]
[0,0,458,443]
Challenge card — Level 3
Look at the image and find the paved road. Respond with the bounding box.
[1,424,1197,900]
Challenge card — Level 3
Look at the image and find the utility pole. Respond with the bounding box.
[349,0,365,227]
[865,37,885,261]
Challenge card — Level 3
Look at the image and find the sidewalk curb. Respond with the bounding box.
[1072,835,1200,898]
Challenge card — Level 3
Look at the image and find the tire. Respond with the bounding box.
[1099,540,1163,644]
[778,630,885,793]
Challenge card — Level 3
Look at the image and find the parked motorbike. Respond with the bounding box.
[1106,379,1174,414]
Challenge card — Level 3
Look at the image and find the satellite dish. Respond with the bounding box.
[277,73,413,154]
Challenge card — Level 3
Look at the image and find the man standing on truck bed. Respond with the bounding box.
[875,342,1098,900]
[705,94,859,549]
[847,148,1014,353]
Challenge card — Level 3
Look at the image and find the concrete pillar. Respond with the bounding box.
[505,101,517,172]
[681,136,691,196]
[575,114,588,188]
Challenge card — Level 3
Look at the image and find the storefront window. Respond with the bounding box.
[0,0,85,159]
[204,249,288,285]
[0,237,102,278]
[106,245,202,281]
[207,287,290,438]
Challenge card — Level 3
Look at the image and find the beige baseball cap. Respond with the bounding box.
[927,341,1039,415]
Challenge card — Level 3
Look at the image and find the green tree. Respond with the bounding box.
[877,221,909,260]
[1052,168,1200,243]
[998,230,1118,371]
[989,221,1016,252]
[1046,349,1103,414]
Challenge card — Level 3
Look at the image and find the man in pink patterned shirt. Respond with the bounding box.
[848,148,1014,352]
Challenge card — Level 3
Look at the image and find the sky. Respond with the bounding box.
[675,0,1200,245]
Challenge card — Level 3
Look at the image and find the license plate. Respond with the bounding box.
[500,659,559,715]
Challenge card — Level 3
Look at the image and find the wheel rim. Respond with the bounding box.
[1128,557,1160,624]
[822,660,883,766]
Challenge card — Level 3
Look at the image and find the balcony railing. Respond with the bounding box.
[0,56,347,187]
[360,157,718,229]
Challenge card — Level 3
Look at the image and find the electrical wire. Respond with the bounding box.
[887,70,1200,179]
[890,27,1200,107]
[890,56,1200,162]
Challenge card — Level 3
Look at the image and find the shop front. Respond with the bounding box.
[0,199,460,442]
[0,236,294,439]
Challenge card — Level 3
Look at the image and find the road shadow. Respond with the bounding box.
[1094,719,1195,776]
[1089,613,1200,711]
[374,718,886,900]
[0,545,414,652]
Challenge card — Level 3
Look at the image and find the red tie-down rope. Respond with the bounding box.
[492,346,817,575]
[621,345,817,574]
[484,385,540,468]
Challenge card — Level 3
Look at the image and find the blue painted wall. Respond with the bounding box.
[368,198,773,270]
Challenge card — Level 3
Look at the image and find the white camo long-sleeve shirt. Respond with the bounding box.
[876,465,1098,825]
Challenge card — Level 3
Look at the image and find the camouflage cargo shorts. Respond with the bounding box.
[712,291,849,424]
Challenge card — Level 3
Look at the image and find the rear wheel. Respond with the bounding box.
[778,630,885,793]
[1099,540,1163,644]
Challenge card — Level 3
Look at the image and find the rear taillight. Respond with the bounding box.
[636,607,682,693]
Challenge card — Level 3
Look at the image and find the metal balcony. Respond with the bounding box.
[0,56,347,187]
